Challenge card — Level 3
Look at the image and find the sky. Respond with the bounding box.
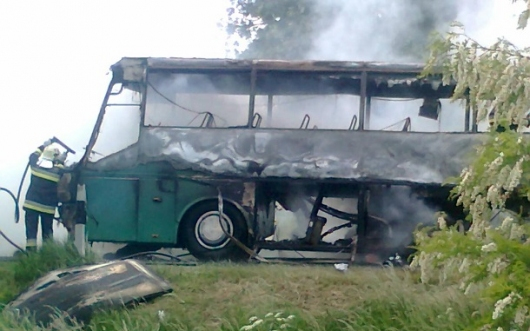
[0,0,232,255]
[0,0,529,256]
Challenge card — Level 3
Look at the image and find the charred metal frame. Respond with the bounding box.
[80,58,460,163]
[465,96,471,132]
[253,182,379,256]
[267,94,273,127]
[356,186,368,249]
[365,96,371,130]
[77,78,119,169]
[472,104,479,133]
[248,66,257,128]
[359,71,368,130]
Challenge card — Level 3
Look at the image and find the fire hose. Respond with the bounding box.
[14,163,29,224]
[0,187,26,254]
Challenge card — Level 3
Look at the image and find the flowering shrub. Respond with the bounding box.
[411,1,530,329]
[413,220,530,329]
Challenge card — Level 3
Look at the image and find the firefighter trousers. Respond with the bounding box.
[25,209,54,250]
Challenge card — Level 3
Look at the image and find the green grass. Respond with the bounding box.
[0,241,97,304]
[0,243,486,330]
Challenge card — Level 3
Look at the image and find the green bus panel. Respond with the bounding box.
[174,180,219,226]
[137,179,177,244]
[85,177,139,242]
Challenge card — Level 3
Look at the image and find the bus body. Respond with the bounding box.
[63,57,489,262]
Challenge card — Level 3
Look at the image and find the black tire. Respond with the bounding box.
[181,200,249,262]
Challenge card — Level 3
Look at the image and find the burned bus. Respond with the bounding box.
[61,57,489,263]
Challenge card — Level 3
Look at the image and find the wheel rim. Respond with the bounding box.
[194,211,234,250]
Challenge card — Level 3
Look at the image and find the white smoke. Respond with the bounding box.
[309,2,452,62]
[305,0,530,132]
[270,0,530,260]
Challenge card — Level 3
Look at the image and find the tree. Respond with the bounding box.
[224,0,331,59]
[412,2,530,329]
[224,0,460,62]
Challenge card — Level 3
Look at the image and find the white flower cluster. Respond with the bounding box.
[470,215,489,238]
[481,242,498,253]
[437,257,454,283]
[492,292,522,320]
[469,195,491,238]
[500,216,515,232]
[437,216,448,230]
[499,216,527,241]
[464,282,480,296]
[455,167,474,208]
[486,257,508,275]
[514,305,529,327]
[486,153,504,176]
[417,251,436,284]
[242,317,264,330]
[460,167,472,187]
[240,312,295,331]
[486,185,502,210]
[504,158,524,192]
[458,257,471,274]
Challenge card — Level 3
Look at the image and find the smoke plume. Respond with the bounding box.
[309,0,459,63]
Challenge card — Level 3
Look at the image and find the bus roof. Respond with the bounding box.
[112,57,434,75]
[110,57,454,98]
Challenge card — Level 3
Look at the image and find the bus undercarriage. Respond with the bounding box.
[257,181,463,265]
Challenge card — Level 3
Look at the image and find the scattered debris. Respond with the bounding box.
[334,263,349,272]
[6,259,173,326]
[383,253,404,267]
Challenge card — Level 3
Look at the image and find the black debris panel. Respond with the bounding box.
[6,259,173,326]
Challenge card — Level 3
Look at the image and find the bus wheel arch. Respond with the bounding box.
[177,199,250,261]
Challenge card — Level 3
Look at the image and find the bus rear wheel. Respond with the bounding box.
[181,200,249,262]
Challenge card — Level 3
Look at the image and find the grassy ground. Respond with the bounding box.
[0,243,485,330]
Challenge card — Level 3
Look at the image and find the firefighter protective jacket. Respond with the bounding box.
[23,145,65,215]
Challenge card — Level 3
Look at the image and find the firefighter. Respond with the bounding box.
[22,139,67,252]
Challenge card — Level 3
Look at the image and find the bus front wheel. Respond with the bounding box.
[181,200,249,261]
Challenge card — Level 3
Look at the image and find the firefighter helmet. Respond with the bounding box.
[37,146,60,168]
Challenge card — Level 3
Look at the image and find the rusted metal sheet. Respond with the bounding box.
[6,259,172,326]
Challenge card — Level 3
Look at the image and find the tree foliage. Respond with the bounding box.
[224,0,460,61]
[413,1,530,329]
[223,0,332,59]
